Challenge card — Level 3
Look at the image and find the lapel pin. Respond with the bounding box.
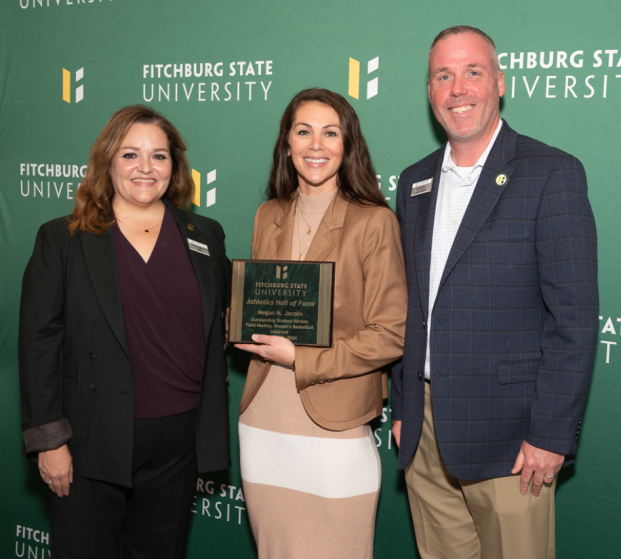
[188,223,195,231]
[495,174,508,186]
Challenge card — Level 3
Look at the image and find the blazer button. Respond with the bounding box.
[422,321,426,328]
[89,351,95,359]
[418,371,423,380]
[90,384,96,391]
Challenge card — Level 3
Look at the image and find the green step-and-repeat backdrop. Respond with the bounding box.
[1,1,619,557]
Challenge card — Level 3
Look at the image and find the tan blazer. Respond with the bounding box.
[238,191,407,431]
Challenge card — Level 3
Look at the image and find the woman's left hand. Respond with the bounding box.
[235,334,295,367]
[39,444,73,498]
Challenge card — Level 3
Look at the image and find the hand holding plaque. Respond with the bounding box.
[228,259,334,347]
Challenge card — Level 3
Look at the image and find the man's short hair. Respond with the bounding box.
[428,25,500,77]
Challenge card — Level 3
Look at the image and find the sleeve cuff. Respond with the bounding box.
[23,419,73,454]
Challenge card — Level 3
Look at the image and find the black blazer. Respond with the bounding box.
[19,200,231,487]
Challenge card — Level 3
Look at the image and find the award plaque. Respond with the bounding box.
[229,259,334,347]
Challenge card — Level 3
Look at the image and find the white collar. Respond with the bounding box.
[442,119,504,176]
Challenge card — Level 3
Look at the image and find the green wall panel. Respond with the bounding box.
[1,1,618,557]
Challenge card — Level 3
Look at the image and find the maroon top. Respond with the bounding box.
[114,208,205,418]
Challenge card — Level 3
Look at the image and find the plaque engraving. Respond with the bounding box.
[229,259,334,347]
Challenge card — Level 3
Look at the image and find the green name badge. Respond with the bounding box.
[229,259,334,347]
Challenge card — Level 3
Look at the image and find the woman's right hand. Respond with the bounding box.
[235,334,295,368]
[39,444,73,497]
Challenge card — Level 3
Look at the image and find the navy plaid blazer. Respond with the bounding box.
[391,121,599,480]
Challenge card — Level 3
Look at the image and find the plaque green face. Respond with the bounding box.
[229,260,334,347]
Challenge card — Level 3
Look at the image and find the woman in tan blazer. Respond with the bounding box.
[235,89,407,559]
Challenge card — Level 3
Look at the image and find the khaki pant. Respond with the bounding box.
[405,382,556,559]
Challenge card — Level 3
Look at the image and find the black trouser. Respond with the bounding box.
[50,409,198,559]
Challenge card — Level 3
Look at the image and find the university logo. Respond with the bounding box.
[15,525,50,559]
[63,67,84,103]
[275,265,288,280]
[142,60,274,103]
[19,162,86,201]
[20,0,112,9]
[499,48,621,100]
[192,168,217,208]
[194,477,247,526]
[348,56,379,100]
[495,174,508,186]
[599,313,620,364]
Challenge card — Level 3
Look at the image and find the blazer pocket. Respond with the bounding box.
[497,358,540,384]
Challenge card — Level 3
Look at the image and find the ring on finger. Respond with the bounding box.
[44,480,53,484]
[544,475,555,479]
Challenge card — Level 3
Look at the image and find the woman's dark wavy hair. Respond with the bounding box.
[267,88,388,208]
[68,105,194,235]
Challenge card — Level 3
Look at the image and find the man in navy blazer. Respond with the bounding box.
[391,26,598,558]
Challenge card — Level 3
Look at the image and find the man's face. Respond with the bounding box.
[428,32,505,145]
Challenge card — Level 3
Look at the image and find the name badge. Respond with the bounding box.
[188,239,210,256]
[411,178,433,197]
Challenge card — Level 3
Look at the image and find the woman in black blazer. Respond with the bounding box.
[19,105,231,559]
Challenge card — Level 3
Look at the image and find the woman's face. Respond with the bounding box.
[287,101,344,196]
[109,123,172,210]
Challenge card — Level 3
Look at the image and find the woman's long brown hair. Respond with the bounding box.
[267,88,388,208]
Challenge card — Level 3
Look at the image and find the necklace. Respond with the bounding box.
[116,216,163,233]
[295,203,314,260]
[297,201,322,235]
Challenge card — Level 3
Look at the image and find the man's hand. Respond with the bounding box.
[511,440,564,496]
[39,444,73,498]
[235,334,295,368]
[392,420,402,448]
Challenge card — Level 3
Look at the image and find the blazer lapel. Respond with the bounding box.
[414,157,443,321]
[166,202,216,346]
[269,190,344,263]
[437,123,518,291]
[80,229,131,357]
[305,192,345,262]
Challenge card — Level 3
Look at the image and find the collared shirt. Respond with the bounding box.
[424,119,503,379]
